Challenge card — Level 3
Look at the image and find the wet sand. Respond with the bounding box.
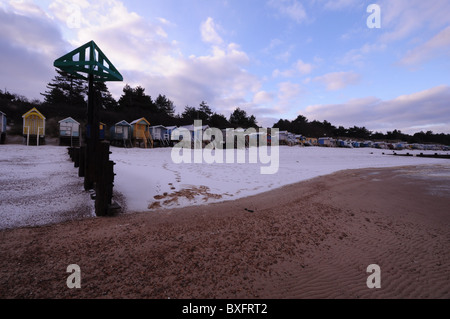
[0,164,449,299]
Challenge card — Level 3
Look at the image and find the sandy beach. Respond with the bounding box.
[0,164,449,299]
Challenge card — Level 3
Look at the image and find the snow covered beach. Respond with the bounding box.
[111,145,450,212]
[1,144,449,229]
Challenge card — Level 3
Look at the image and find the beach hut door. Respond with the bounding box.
[123,127,128,139]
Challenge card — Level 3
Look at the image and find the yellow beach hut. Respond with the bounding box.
[131,117,153,148]
[22,107,46,146]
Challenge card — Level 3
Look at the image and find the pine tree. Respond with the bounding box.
[229,107,257,128]
[155,94,175,116]
[93,81,118,110]
[118,84,156,111]
[198,101,212,121]
[209,113,230,129]
[41,69,86,107]
[182,105,197,120]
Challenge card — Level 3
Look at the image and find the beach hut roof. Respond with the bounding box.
[0,110,5,116]
[115,120,131,126]
[22,107,46,119]
[165,125,177,130]
[58,117,79,124]
[130,118,150,126]
[150,125,167,129]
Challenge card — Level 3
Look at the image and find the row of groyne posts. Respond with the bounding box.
[66,81,120,216]
[68,140,119,216]
[54,40,124,217]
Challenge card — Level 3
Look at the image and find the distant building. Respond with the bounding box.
[59,117,80,147]
[150,125,171,147]
[110,120,132,148]
[131,118,153,148]
[86,122,107,141]
[318,137,335,147]
[22,107,46,146]
[302,137,318,146]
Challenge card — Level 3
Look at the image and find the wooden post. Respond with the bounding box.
[84,73,99,191]
[79,146,85,177]
[74,147,80,168]
[54,41,123,217]
[95,142,115,216]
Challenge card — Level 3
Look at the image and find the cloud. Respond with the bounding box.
[42,0,263,116]
[263,38,283,53]
[269,81,304,115]
[267,0,308,24]
[400,26,450,66]
[323,0,360,10]
[273,59,314,78]
[1,0,266,119]
[0,4,65,57]
[57,0,175,74]
[200,17,224,45]
[313,71,361,91]
[303,85,450,134]
[278,81,302,101]
[339,43,387,67]
[379,0,450,43]
[0,5,67,100]
[253,91,275,105]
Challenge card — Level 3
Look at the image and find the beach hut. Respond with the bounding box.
[110,120,132,147]
[22,107,46,146]
[165,126,178,146]
[131,117,153,148]
[99,122,106,140]
[360,141,372,148]
[286,132,298,146]
[304,137,318,146]
[179,124,210,147]
[374,142,388,149]
[0,111,6,144]
[277,131,289,145]
[318,137,335,147]
[395,142,407,150]
[86,122,107,140]
[337,139,352,148]
[150,125,170,147]
[58,117,80,147]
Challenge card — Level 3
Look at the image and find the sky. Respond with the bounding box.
[0,0,449,134]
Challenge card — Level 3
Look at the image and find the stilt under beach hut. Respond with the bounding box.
[22,107,46,146]
[165,125,178,146]
[131,117,153,148]
[0,111,6,144]
[59,117,80,147]
[150,125,171,147]
[110,120,132,147]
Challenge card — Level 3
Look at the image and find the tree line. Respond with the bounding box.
[273,115,450,145]
[0,69,449,146]
[39,69,258,130]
